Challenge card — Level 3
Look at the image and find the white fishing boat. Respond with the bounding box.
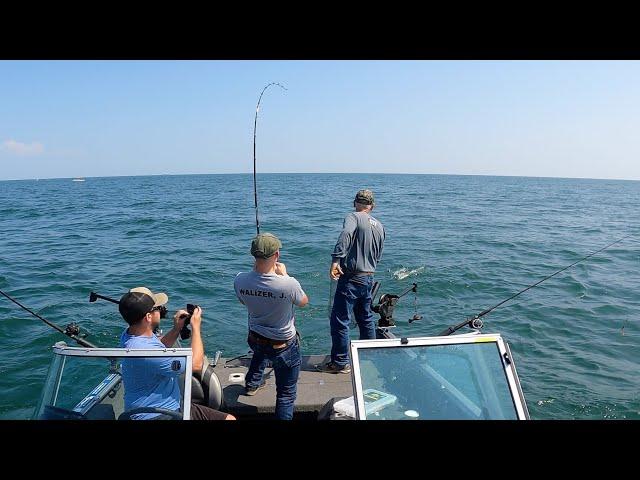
[34,329,528,420]
[31,283,529,420]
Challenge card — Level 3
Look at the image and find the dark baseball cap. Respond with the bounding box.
[118,286,168,324]
[251,233,282,258]
[355,189,375,205]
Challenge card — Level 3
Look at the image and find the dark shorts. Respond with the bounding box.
[190,402,229,420]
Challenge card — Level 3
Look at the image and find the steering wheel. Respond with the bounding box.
[118,407,183,420]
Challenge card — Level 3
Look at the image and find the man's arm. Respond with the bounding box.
[296,294,309,308]
[160,310,187,347]
[331,214,357,260]
[189,307,205,374]
[276,263,308,306]
[234,273,246,305]
[377,225,385,262]
[330,214,357,278]
[275,262,288,277]
[290,277,309,307]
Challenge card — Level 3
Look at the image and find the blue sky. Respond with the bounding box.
[1,60,639,181]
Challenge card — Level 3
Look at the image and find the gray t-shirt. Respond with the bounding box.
[234,270,306,341]
[331,211,385,273]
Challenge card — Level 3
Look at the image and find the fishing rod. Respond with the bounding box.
[0,288,96,348]
[89,291,119,304]
[438,233,635,336]
[252,82,287,235]
[89,291,168,336]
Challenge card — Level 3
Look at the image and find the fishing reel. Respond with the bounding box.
[64,322,89,339]
[64,323,80,336]
[371,282,422,328]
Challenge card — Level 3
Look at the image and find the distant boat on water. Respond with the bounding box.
[72,178,85,182]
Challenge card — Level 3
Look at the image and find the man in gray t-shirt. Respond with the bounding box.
[234,269,306,341]
[234,232,308,420]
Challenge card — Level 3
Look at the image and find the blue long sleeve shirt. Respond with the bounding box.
[331,211,385,273]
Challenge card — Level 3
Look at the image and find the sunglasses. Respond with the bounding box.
[150,305,167,318]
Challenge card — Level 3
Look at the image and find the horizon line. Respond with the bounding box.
[1,172,639,183]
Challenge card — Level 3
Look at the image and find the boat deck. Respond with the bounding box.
[213,354,353,420]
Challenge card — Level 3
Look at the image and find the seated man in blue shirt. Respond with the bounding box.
[118,286,235,420]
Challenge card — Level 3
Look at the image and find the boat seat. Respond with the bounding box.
[190,355,224,411]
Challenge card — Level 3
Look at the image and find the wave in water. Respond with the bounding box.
[392,266,425,280]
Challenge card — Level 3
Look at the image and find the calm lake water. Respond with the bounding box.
[0,173,638,419]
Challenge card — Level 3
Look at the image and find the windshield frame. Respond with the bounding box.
[35,341,193,419]
[349,333,529,420]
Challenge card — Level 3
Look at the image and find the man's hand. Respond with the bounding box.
[330,262,343,280]
[161,309,190,348]
[275,262,288,276]
[173,310,187,331]
[190,306,202,330]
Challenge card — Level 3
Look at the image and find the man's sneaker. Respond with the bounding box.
[244,381,266,396]
[316,361,351,374]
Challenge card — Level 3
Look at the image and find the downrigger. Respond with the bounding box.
[371,282,422,328]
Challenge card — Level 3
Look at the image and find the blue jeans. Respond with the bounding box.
[330,273,375,367]
[245,334,301,420]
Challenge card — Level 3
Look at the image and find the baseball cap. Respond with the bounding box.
[354,189,375,205]
[251,233,282,258]
[118,286,168,324]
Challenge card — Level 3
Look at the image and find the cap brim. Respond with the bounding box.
[152,292,168,306]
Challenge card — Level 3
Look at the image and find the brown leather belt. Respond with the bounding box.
[248,331,292,349]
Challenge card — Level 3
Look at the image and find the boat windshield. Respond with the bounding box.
[34,342,193,420]
[349,334,528,420]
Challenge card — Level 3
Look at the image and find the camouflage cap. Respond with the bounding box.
[251,232,282,258]
[354,189,375,205]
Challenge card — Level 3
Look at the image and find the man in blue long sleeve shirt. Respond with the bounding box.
[317,189,385,374]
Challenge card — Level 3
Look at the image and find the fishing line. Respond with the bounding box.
[252,82,287,235]
[224,352,252,366]
[621,318,629,336]
[327,278,337,320]
[439,233,635,336]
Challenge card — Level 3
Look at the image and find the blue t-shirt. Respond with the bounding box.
[119,329,186,420]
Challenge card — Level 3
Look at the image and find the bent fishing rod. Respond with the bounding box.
[0,288,96,348]
[438,233,634,336]
[253,82,287,235]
